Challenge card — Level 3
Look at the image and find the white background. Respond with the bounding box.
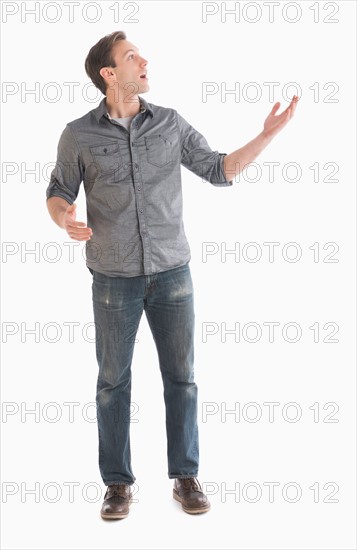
[1,1,356,549]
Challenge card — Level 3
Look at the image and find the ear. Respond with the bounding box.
[99,67,114,80]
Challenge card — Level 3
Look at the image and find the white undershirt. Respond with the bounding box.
[112,116,134,131]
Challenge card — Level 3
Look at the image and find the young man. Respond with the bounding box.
[46,31,298,520]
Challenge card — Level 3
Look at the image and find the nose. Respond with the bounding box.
[140,56,148,67]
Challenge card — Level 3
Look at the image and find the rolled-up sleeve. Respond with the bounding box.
[176,111,233,186]
[46,125,83,203]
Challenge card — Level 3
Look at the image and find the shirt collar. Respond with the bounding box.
[93,95,153,123]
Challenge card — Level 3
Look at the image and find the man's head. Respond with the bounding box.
[85,31,149,97]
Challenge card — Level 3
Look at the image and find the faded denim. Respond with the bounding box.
[92,261,198,485]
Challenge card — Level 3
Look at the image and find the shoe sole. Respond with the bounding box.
[173,489,211,514]
[100,497,132,520]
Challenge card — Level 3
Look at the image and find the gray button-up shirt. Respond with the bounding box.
[46,96,233,277]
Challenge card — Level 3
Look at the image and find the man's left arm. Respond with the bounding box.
[224,95,299,182]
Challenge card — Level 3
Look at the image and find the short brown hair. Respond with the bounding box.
[85,31,126,95]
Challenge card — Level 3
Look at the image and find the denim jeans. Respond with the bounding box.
[91,261,199,486]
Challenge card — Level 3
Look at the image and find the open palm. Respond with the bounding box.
[263,95,299,139]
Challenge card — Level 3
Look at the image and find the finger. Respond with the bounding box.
[284,99,296,116]
[270,102,281,116]
[291,96,299,112]
[287,96,298,116]
[66,224,92,233]
[69,235,92,242]
[66,220,90,229]
[67,230,92,240]
[67,227,93,235]
[67,229,93,237]
[286,95,298,106]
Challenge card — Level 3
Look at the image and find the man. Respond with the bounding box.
[46,30,298,520]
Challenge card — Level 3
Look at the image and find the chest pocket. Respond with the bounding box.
[89,142,122,179]
[145,134,173,167]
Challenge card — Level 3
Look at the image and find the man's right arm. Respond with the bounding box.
[46,125,92,241]
[47,197,92,241]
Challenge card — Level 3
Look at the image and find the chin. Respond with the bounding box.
[140,83,150,93]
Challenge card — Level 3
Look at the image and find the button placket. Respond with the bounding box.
[129,126,152,273]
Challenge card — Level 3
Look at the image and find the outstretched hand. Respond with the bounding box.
[63,203,93,241]
[263,95,299,139]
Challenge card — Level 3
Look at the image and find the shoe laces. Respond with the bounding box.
[107,484,128,499]
[182,477,202,492]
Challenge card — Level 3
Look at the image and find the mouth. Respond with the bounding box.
[140,73,148,80]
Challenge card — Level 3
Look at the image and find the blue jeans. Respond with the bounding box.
[91,262,199,486]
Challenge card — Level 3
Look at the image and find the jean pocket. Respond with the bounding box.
[145,134,173,167]
[90,141,122,179]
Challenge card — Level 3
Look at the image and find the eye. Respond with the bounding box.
[128,54,134,60]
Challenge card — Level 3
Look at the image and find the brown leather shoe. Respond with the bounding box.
[173,477,211,514]
[100,484,132,520]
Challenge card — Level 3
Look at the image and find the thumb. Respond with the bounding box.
[270,102,281,116]
[66,203,77,217]
[67,203,77,213]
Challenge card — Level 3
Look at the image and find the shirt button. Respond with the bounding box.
[137,186,141,191]
[139,209,143,213]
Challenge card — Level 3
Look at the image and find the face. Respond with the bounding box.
[101,39,149,98]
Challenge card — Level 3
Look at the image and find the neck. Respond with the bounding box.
[105,92,141,118]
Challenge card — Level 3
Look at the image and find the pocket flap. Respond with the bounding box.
[90,142,119,156]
